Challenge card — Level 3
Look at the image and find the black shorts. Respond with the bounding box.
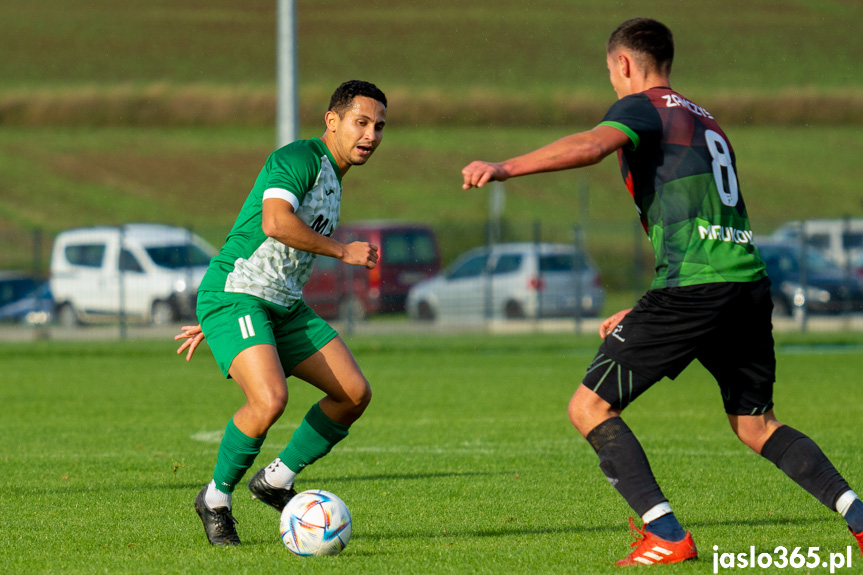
[582,278,776,415]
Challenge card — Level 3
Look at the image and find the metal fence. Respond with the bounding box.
[2,218,863,341]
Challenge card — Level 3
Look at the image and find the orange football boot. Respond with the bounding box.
[616,517,698,567]
[851,527,863,556]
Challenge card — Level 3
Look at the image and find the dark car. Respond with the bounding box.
[302,254,372,321]
[757,241,863,316]
[303,222,441,319]
[0,272,55,324]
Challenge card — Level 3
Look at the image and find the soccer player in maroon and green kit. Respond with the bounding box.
[462,18,863,567]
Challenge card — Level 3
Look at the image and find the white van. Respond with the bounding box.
[50,224,217,326]
[770,218,863,268]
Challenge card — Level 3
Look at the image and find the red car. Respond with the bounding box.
[303,222,441,319]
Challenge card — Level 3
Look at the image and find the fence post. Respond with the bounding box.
[119,226,127,340]
[343,232,357,337]
[842,215,853,322]
[798,228,808,332]
[573,223,583,335]
[483,220,493,321]
[31,228,50,339]
[32,228,43,278]
[533,220,542,321]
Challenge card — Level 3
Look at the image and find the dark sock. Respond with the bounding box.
[586,417,667,517]
[845,499,863,534]
[645,512,686,542]
[761,426,850,509]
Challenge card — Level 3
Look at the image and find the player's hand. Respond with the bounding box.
[341,242,379,269]
[461,161,509,190]
[599,309,632,339]
[175,324,205,361]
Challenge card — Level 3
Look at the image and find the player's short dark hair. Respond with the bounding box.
[607,18,674,75]
[328,80,387,116]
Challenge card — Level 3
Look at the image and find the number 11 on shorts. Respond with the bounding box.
[238,315,256,339]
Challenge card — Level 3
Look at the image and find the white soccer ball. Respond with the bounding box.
[279,490,352,556]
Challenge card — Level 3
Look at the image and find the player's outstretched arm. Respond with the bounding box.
[461,125,630,190]
[175,324,205,361]
[262,199,379,269]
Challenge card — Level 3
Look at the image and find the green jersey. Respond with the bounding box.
[199,137,342,308]
[600,88,766,289]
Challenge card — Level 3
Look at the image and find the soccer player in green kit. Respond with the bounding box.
[462,18,863,567]
[175,80,386,546]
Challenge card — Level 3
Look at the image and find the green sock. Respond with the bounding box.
[279,403,350,474]
[212,418,265,494]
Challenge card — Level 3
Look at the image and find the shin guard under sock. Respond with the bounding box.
[212,418,266,494]
[761,425,850,511]
[279,403,350,474]
[586,417,668,517]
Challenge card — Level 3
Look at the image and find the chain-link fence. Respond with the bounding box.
[2,218,863,340]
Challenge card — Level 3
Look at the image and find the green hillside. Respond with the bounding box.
[2,1,862,125]
[1,1,862,287]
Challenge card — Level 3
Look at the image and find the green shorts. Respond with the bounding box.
[196,291,338,378]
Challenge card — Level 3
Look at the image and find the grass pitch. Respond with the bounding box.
[2,333,862,574]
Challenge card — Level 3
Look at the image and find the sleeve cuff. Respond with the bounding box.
[263,188,300,211]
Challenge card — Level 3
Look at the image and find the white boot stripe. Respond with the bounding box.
[634,557,653,565]
[653,546,673,555]
[644,552,664,560]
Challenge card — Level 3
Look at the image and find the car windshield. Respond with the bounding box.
[492,254,522,275]
[382,232,437,265]
[539,253,589,272]
[843,232,863,250]
[805,250,839,272]
[0,279,38,305]
[447,253,489,280]
[146,244,212,269]
[761,246,839,275]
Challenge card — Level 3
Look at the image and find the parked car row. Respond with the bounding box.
[2,221,445,327]
[9,218,863,328]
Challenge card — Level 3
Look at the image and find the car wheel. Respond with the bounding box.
[505,300,525,320]
[57,303,79,327]
[151,300,175,326]
[416,300,436,321]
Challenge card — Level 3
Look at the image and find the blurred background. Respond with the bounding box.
[2,0,863,338]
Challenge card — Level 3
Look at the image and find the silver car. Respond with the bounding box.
[406,242,604,321]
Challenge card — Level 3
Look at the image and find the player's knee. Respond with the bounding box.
[568,386,613,438]
[728,413,782,454]
[250,390,288,425]
[352,383,372,412]
[737,428,775,454]
[340,378,372,414]
[567,393,585,429]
